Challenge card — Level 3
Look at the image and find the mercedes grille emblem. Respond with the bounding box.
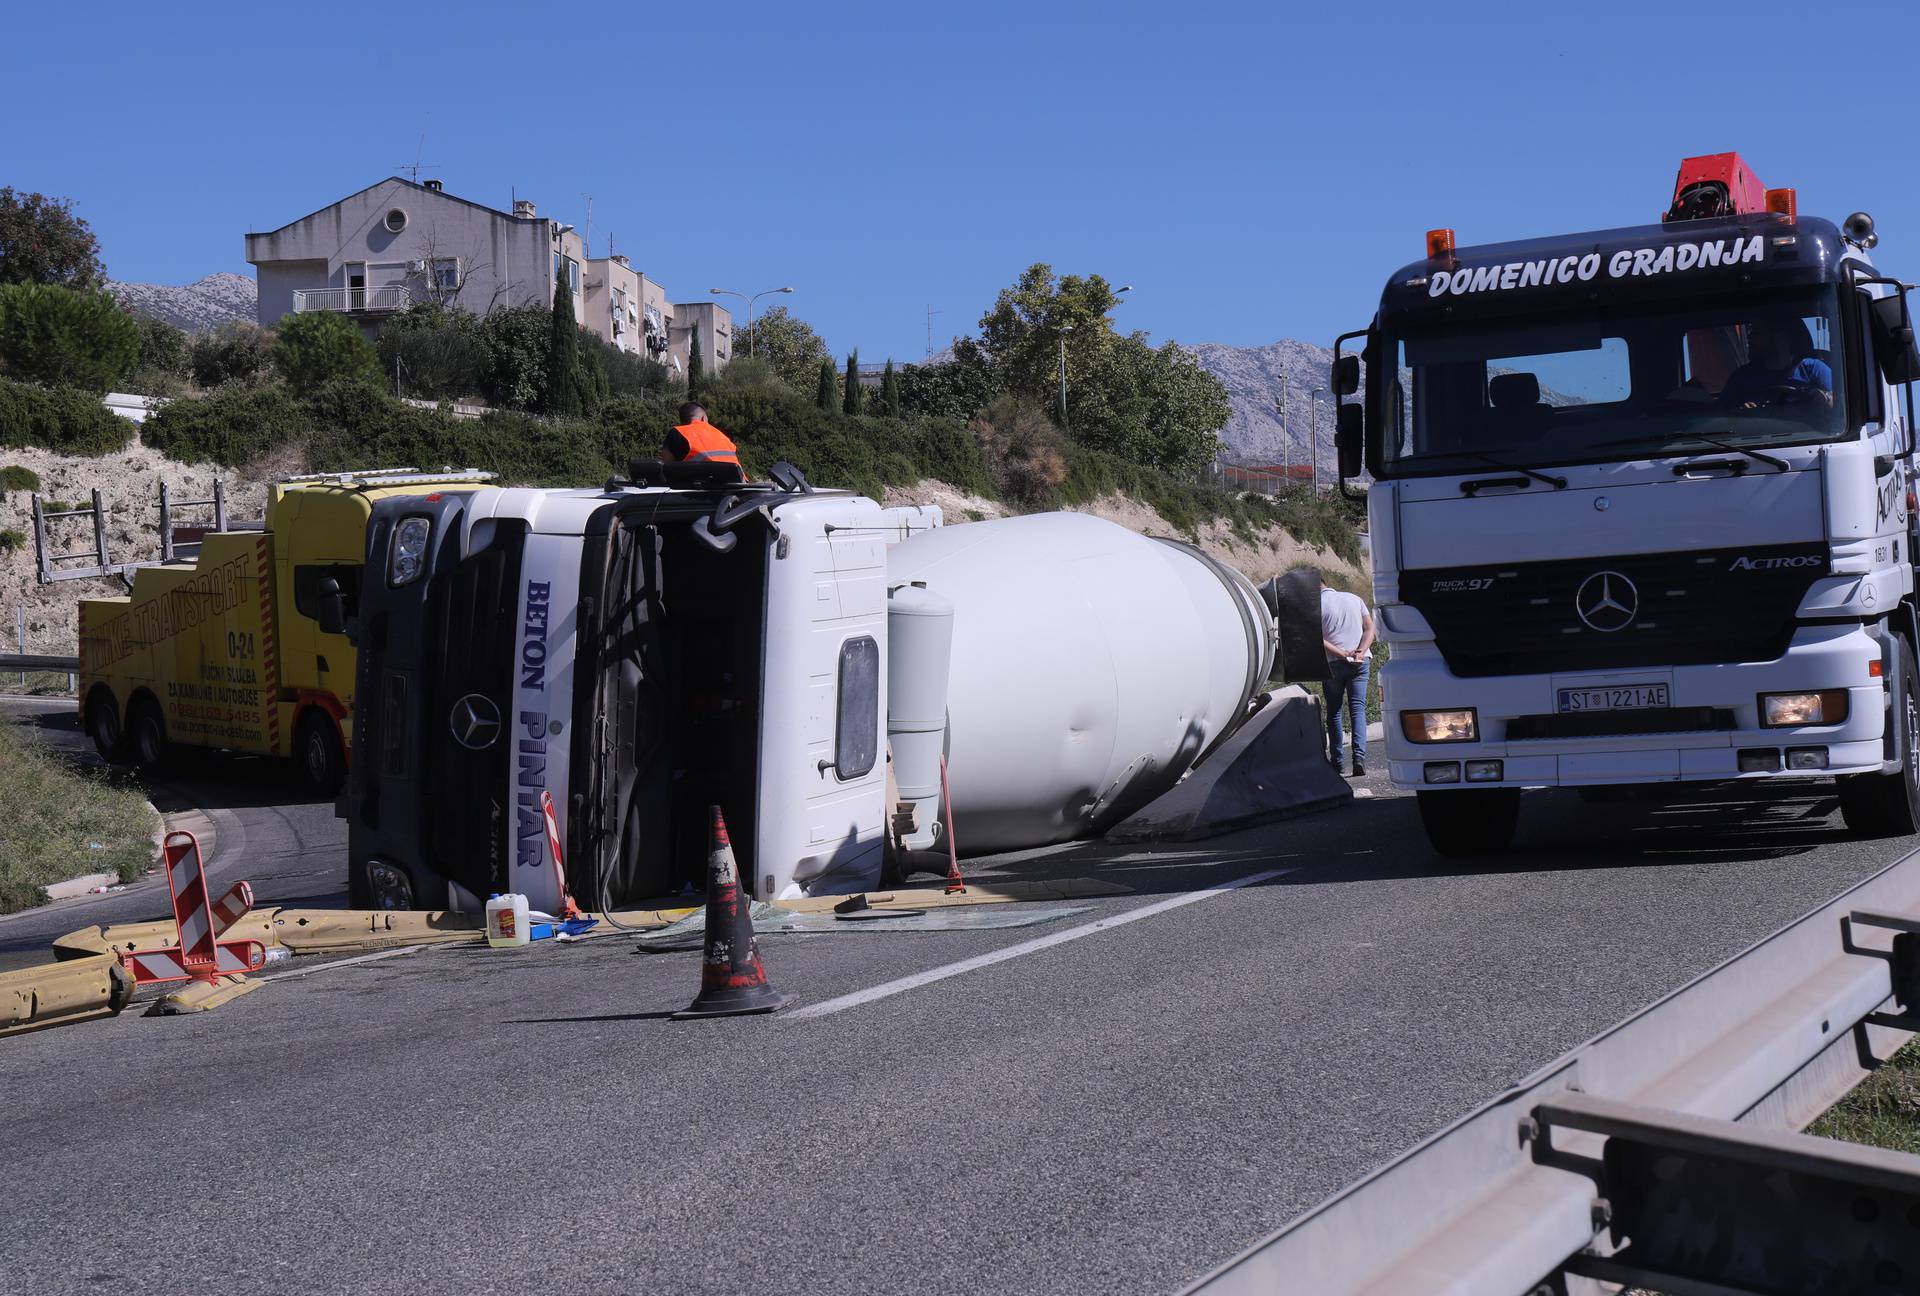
[1574,570,1639,633]
[450,693,502,750]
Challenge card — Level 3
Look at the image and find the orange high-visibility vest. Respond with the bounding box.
[666,420,742,470]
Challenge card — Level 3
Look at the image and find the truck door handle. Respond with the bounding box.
[1460,476,1533,496]
[1673,458,1747,477]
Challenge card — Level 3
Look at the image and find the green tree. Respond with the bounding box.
[544,270,582,415]
[687,322,705,392]
[0,190,105,289]
[270,310,381,396]
[974,263,1125,400]
[880,359,901,418]
[815,357,837,410]
[477,305,550,409]
[746,304,831,392]
[0,283,139,393]
[842,349,860,415]
[122,316,192,397]
[190,321,272,389]
[377,303,488,401]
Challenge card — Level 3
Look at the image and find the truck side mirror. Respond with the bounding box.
[1332,354,1361,397]
[1870,293,1920,385]
[1336,404,1364,479]
[316,577,348,637]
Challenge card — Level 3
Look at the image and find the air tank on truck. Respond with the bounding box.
[339,459,1276,912]
[1324,152,1920,854]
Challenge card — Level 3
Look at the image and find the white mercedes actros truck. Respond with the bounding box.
[337,458,1277,911]
[1327,153,1920,854]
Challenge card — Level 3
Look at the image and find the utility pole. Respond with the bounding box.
[1058,324,1075,430]
[1311,388,1329,496]
[1277,377,1291,485]
[580,193,593,260]
[926,305,942,359]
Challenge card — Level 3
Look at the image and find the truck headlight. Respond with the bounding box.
[388,516,431,587]
[1401,709,1478,743]
[1759,690,1849,728]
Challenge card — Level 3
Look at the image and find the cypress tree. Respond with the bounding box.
[843,349,860,415]
[881,358,900,418]
[687,322,705,392]
[816,357,837,410]
[544,268,581,416]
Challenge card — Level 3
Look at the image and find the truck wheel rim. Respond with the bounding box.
[306,731,328,783]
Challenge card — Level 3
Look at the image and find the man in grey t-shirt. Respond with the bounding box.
[1320,576,1375,777]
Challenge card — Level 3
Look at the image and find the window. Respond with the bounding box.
[384,208,408,233]
[293,564,362,627]
[1381,286,1849,474]
[833,636,880,780]
[432,258,459,293]
[567,258,579,296]
[552,250,561,283]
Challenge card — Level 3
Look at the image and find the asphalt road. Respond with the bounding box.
[1,695,1910,1294]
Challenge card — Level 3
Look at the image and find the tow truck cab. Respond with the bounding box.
[1331,158,1920,853]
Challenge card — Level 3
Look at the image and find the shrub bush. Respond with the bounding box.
[969,395,1066,508]
[0,283,140,393]
[0,528,23,551]
[0,464,41,492]
[141,383,304,466]
[190,321,272,389]
[271,311,382,396]
[478,306,549,410]
[377,304,488,403]
[0,377,132,454]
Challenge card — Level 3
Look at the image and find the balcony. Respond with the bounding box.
[292,285,412,315]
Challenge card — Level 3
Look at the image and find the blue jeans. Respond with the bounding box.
[1326,658,1369,769]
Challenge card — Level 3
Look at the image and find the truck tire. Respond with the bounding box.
[1417,788,1521,856]
[87,689,128,763]
[1839,644,1920,838]
[296,711,346,797]
[128,698,169,772]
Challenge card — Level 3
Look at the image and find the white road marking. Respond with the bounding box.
[787,868,1292,1020]
[256,944,427,981]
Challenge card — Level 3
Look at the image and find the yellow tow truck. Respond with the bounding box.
[76,470,495,792]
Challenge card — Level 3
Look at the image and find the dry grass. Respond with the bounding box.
[0,713,156,912]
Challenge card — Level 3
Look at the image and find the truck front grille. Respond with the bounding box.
[421,532,523,898]
[1400,543,1828,678]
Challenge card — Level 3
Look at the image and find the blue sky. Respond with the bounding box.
[11,0,1919,362]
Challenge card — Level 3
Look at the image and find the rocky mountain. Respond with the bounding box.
[108,272,256,332]
[1188,338,1340,466]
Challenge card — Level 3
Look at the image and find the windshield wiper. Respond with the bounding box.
[1591,433,1788,472]
[1446,451,1567,491]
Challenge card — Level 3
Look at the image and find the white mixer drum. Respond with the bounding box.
[887,512,1273,853]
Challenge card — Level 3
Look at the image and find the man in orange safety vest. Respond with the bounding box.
[664,402,744,479]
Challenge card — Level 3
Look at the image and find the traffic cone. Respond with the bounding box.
[672,806,793,1019]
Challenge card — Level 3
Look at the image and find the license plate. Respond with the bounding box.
[1557,684,1669,713]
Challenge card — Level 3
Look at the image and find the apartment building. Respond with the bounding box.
[244,178,729,375]
[245,177,588,333]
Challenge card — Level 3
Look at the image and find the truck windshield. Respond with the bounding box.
[1378,286,1848,474]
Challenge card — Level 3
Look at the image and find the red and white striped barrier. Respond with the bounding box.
[124,832,263,987]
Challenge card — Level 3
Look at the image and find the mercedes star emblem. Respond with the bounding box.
[450,693,502,750]
[1575,570,1638,633]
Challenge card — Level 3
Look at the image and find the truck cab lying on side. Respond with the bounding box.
[1329,155,1920,854]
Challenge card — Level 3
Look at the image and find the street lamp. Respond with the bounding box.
[709,285,794,358]
[1311,388,1329,496]
[1058,323,1075,430]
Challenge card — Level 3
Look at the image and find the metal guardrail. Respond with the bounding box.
[1,654,80,673]
[292,284,412,314]
[1185,847,1920,1295]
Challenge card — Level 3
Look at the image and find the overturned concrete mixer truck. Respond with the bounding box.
[336,458,1289,911]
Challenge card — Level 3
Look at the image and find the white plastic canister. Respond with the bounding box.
[485,893,531,948]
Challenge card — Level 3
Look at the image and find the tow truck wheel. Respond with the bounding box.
[1839,645,1920,838]
[128,699,169,771]
[296,711,346,796]
[87,690,128,762]
[1417,788,1521,856]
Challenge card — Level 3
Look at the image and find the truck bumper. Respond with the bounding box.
[1384,623,1889,790]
